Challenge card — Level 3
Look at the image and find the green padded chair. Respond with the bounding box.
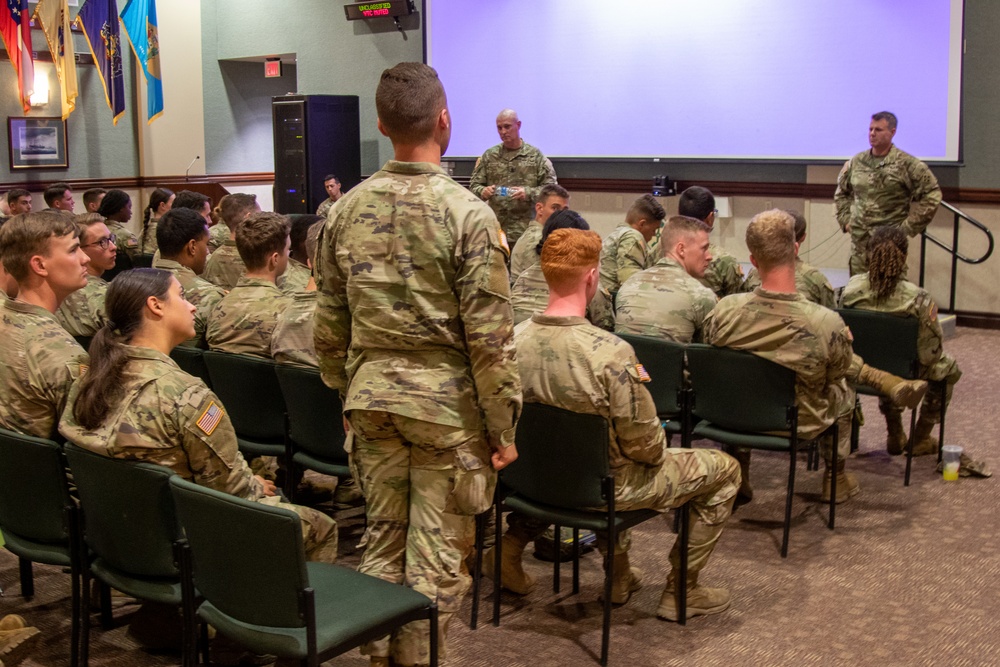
[491,402,662,666]
[169,476,439,667]
[73,336,94,353]
[275,364,351,503]
[614,333,690,439]
[686,344,839,558]
[837,309,939,486]
[201,351,287,482]
[0,428,82,667]
[170,345,212,388]
[64,444,198,667]
[134,253,156,268]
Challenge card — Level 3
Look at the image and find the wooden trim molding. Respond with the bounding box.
[0,172,276,192]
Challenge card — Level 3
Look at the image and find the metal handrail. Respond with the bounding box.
[918,201,995,312]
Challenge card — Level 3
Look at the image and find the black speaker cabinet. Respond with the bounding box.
[272,95,361,214]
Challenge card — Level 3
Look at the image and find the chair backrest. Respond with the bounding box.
[615,333,686,417]
[686,344,796,432]
[169,476,308,629]
[202,351,285,441]
[134,253,155,269]
[170,345,212,388]
[502,402,610,509]
[73,336,94,353]
[0,428,72,544]
[64,444,181,578]
[275,364,348,463]
[836,308,920,379]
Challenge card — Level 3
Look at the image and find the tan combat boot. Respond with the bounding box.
[604,551,643,605]
[0,615,40,667]
[883,408,908,456]
[657,518,731,622]
[822,459,860,503]
[909,416,940,457]
[482,530,536,595]
[858,364,928,410]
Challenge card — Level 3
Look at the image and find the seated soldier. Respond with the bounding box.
[841,225,960,457]
[82,188,106,214]
[741,210,836,308]
[615,215,718,343]
[677,186,744,298]
[508,183,570,283]
[6,188,33,217]
[154,208,225,348]
[97,190,140,264]
[55,214,116,337]
[139,188,175,255]
[598,194,666,300]
[0,210,90,438]
[277,214,323,295]
[496,227,740,622]
[206,211,293,358]
[203,193,260,290]
[271,221,323,367]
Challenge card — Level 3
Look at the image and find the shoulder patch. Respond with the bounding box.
[498,228,510,254]
[635,363,651,383]
[844,326,854,342]
[196,401,224,436]
[79,364,88,376]
[929,302,938,320]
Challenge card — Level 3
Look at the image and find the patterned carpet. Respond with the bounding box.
[3,326,998,666]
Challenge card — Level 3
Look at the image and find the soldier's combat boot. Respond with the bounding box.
[910,415,940,457]
[724,446,753,505]
[882,405,908,456]
[858,364,928,409]
[0,615,40,667]
[482,529,536,595]
[657,517,731,622]
[822,459,860,504]
[603,551,643,605]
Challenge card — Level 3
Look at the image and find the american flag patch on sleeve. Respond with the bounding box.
[635,363,651,383]
[196,401,224,436]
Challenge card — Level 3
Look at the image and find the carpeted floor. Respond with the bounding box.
[3,326,998,667]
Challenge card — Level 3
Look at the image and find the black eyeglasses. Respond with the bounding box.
[82,235,115,250]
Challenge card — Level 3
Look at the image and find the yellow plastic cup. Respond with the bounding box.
[942,445,962,481]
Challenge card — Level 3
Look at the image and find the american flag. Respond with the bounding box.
[196,402,224,435]
[1,0,35,112]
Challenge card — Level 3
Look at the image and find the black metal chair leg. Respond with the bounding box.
[828,429,838,531]
[905,407,917,486]
[80,570,91,667]
[572,528,580,595]
[781,448,797,558]
[937,379,948,465]
[470,511,485,630]
[601,544,613,666]
[678,503,689,625]
[492,496,502,627]
[18,558,33,598]
[70,562,81,667]
[428,604,439,667]
[552,524,561,594]
[99,581,113,630]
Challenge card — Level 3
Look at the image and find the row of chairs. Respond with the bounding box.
[0,428,437,667]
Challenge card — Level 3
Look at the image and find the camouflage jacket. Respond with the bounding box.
[840,274,958,382]
[206,277,291,358]
[468,142,557,245]
[271,290,318,368]
[208,223,230,253]
[277,258,312,295]
[0,300,88,438]
[742,258,836,309]
[107,220,140,260]
[599,222,650,296]
[315,160,522,446]
[614,257,718,344]
[508,221,543,283]
[59,346,264,500]
[704,288,854,441]
[140,218,160,255]
[154,258,226,348]
[203,239,246,290]
[514,315,667,497]
[55,274,107,337]
[699,243,744,298]
[316,197,336,219]
[510,263,549,326]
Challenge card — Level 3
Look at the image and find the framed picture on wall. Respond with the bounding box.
[8,117,69,170]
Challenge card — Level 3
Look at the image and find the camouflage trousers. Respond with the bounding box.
[348,409,496,666]
[880,354,962,423]
[510,448,740,557]
[256,496,338,564]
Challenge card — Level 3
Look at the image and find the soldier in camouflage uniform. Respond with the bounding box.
[138,188,174,255]
[599,194,666,303]
[615,215,718,343]
[705,210,861,503]
[840,225,960,456]
[314,63,521,667]
[154,208,226,348]
[55,215,116,337]
[58,269,337,565]
[315,174,342,219]
[277,214,322,295]
[206,211,292,358]
[272,221,323,367]
[0,211,90,439]
[501,228,739,621]
[677,186,744,298]
[98,190,140,262]
[203,194,259,290]
[834,111,942,276]
[508,183,570,283]
[468,109,558,249]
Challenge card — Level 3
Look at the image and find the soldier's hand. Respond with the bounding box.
[510,187,527,200]
[844,223,851,233]
[256,475,277,496]
[482,185,496,200]
[491,443,518,470]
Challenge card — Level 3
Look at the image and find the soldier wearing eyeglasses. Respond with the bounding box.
[55,214,117,337]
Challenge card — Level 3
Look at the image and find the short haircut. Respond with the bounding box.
[96,189,130,218]
[376,62,446,144]
[82,188,107,209]
[677,186,716,221]
[43,182,71,207]
[236,211,290,270]
[541,228,602,288]
[220,193,258,230]
[872,111,898,131]
[746,209,796,270]
[172,190,211,213]
[6,188,30,205]
[662,215,711,250]
[305,221,323,266]
[323,174,339,184]
[74,213,107,244]
[0,210,79,281]
[157,208,209,257]
[625,194,666,226]
[288,214,324,261]
[538,183,570,204]
[537,209,590,256]
[784,209,807,243]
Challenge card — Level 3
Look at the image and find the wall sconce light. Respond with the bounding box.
[30,70,49,107]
